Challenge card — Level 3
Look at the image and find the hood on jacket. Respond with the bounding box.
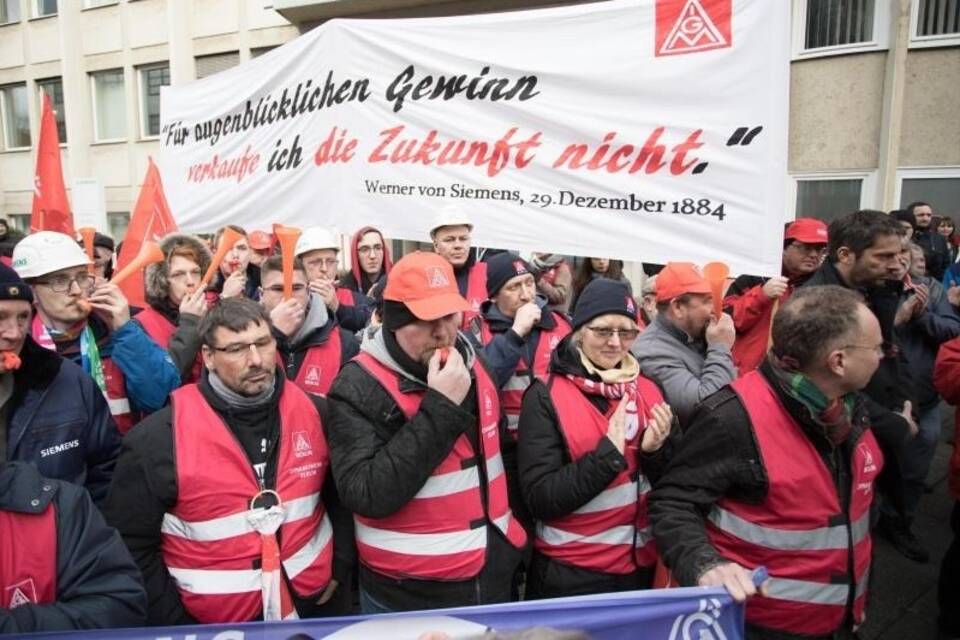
[145,233,213,308]
[361,325,476,386]
[349,226,392,293]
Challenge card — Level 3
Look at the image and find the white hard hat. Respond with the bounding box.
[295,227,339,257]
[429,206,473,237]
[12,231,92,279]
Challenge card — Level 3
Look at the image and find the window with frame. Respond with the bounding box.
[36,78,67,143]
[84,0,118,7]
[107,212,129,241]
[91,69,126,142]
[804,0,876,49]
[0,0,21,24]
[33,0,56,18]
[195,52,240,79]
[795,179,864,222]
[900,177,960,217]
[0,83,31,150]
[913,0,960,41]
[138,63,169,138]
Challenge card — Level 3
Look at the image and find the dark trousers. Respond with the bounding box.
[939,501,960,636]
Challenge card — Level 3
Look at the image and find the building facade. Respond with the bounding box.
[0,0,958,247]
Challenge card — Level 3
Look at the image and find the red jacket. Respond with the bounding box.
[934,336,960,500]
[724,275,794,375]
[707,371,882,636]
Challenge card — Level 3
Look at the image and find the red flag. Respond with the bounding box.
[30,92,74,235]
[116,158,178,307]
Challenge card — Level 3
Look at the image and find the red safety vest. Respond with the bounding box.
[536,375,661,573]
[288,330,342,397]
[460,262,488,329]
[135,307,204,384]
[335,287,354,308]
[161,384,334,623]
[353,351,527,580]
[475,312,571,439]
[0,505,57,609]
[706,371,881,636]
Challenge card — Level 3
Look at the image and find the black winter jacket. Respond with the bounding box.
[101,370,355,625]
[327,328,523,611]
[0,461,146,633]
[4,335,120,502]
[275,314,360,384]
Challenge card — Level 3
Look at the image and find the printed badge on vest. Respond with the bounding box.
[5,579,37,608]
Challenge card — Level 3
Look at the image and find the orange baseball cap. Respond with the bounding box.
[248,230,273,251]
[655,262,712,302]
[383,251,471,321]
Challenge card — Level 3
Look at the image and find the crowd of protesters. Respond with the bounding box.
[0,201,959,640]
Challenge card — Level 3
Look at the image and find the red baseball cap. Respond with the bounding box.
[248,230,273,251]
[383,251,471,321]
[785,218,828,244]
[655,262,711,302]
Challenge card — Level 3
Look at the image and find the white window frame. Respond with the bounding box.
[0,83,32,151]
[792,0,891,60]
[83,0,118,8]
[787,170,878,219]
[0,0,21,25]
[32,0,57,18]
[909,0,960,48]
[89,69,127,143]
[137,62,168,140]
[895,166,960,208]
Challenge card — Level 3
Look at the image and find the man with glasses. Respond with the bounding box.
[136,233,213,384]
[260,255,358,397]
[13,231,180,435]
[631,262,737,429]
[0,263,119,502]
[651,286,884,639]
[296,227,372,332]
[724,218,828,374]
[103,298,354,624]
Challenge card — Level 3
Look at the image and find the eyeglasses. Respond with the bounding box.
[585,326,640,340]
[35,273,96,292]
[842,344,884,357]
[357,244,383,256]
[263,284,307,294]
[306,257,338,268]
[211,335,276,357]
[789,242,827,255]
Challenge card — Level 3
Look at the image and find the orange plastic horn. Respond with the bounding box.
[702,261,731,319]
[110,241,165,286]
[79,227,97,275]
[201,227,244,287]
[273,224,302,300]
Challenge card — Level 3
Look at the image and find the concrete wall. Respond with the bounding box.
[899,47,960,167]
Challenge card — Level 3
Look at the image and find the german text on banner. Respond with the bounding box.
[159,0,789,276]
[25,587,745,639]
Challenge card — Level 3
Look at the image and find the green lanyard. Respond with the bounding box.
[80,325,107,393]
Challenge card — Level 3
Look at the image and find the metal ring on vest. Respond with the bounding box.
[250,489,282,510]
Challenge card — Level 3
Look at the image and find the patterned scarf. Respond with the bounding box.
[767,360,855,446]
[565,349,641,399]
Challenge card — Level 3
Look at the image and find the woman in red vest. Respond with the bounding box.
[137,233,212,384]
[518,278,674,598]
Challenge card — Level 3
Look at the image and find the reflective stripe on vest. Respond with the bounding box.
[290,329,342,397]
[476,312,570,440]
[460,262,487,329]
[0,503,57,608]
[706,371,882,636]
[102,357,136,435]
[352,351,526,580]
[535,375,662,573]
[162,383,333,623]
[136,307,203,384]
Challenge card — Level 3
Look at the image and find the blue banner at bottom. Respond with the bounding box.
[31,586,744,640]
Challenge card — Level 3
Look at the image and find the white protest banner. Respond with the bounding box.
[159,0,789,276]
